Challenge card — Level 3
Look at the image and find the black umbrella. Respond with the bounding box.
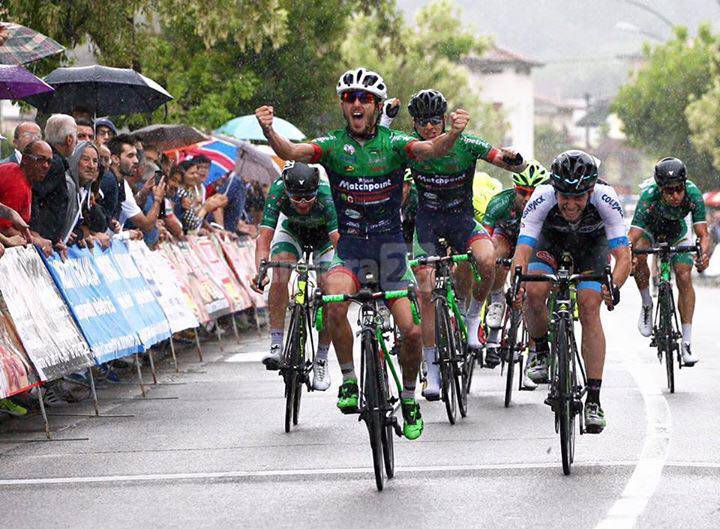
[129,124,208,151]
[24,65,173,115]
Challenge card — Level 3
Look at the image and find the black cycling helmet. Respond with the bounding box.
[282,161,319,197]
[654,157,687,187]
[550,150,599,195]
[407,89,448,118]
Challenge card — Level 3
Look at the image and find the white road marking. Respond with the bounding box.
[225,352,265,363]
[595,353,671,529]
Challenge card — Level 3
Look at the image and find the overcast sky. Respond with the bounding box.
[398,0,720,100]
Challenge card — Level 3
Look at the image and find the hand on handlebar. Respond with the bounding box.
[601,283,620,310]
[251,272,269,293]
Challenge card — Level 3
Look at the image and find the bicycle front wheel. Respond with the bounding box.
[658,285,675,393]
[283,307,303,433]
[504,307,521,408]
[363,331,385,491]
[435,301,457,424]
[555,318,575,475]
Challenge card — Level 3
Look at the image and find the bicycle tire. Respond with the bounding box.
[504,307,521,408]
[452,311,468,418]
[283,307,302,433]
[435,301,457,424]
[556,318,574,475]
[379,351,395,479]
[659,285,675,393]
[292,310,306,426]
[363,331,385,491]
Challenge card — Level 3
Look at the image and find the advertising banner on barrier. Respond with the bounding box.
[175,241,230,319]
[0,246,94,381]
[233,240,267,308]
[128,240,199,334]
[0,310,38,398]
[109,239,171,347]
[215,236,257,310]
[160,243,210,324]
[44,246,141,365]
[190,236,250,312]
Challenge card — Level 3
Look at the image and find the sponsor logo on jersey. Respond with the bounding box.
[600,193,624,216]
[344,165,355,172]
[343,144,355,155]
[522,195,546,218]
[370,166,388,173]
[345,209,362,219]
[337,178,392,194]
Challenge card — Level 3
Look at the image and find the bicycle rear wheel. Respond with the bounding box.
[379,355,395,479]
[363,331,385,491]
[504,307,521,408]
[555,318,574,475]
[435,301,457,424]
[283,307,303,433]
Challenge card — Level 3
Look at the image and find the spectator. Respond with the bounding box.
[98,144,111,169]
[30,114,76,244]
[76,119,95,143]
[213,172,248,233]
[61,141,100,245]
[0,140,55,255]
[1,122,41,164]
[103,134,165,233]
[193,154,211,202]
[173,160,204,233]
[94,118,117,147]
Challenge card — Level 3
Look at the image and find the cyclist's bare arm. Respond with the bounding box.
[694,222,711,270]
[610,245,632,288]
[409,109,469,161]
[628,226,644,246]
[255,226,274,272]
[329,230,340,248]
[256,105,316,162]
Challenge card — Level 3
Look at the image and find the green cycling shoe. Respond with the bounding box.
[401,398,424,440]
[337,379,359,414]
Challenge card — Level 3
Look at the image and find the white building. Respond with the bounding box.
[463,46,543,158]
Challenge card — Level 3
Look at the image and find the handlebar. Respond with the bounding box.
[496,258,512,267]
[255,259,328,291]
[314,284,421,331]
[409,252,470,268]
[632,240,702,257]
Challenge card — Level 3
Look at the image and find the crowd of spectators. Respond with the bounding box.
[0,113,271,416]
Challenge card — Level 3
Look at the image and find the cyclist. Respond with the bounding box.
[629,157,710,366]
[399,89,526,400]
[254,161,339,391]
[512,150,631,433]
[482,161,550,373]
[255,67,471,439]
[472,171,503,222]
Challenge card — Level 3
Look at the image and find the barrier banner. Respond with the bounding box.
[160,243,210,324]
[44,246,141,365]
[0,309,38,398]
[0,246,94,380]
[108,239,172,347]
[190,236,250,312]
[127,240,199,334]
[175,241,230,319]
[234,240,267,308]
[216,237,260,309]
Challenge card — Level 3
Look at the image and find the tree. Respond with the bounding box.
[339,0,506,145]
[612,25,718,189]
[534,124,576,168]
[686,42,720,176]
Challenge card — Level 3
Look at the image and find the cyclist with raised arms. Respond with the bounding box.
[384,89,525,400]
[255,68,470,439]
[254,161,339,390]
[629,157,710,366]
[512,150,631,433]
[482,161,550,372]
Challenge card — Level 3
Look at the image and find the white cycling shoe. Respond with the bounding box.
[638,304,653,338]
[681,343,698,367]
[422,361,441,401]
[486,300,505,329]
[312,359,331,390]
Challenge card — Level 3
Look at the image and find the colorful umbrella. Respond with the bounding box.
[0,64,54,100]
[130,124,208,151]
[24,65,172,115]
[215,114,305,142]
[703,190,720,208]
[0,23,64,65]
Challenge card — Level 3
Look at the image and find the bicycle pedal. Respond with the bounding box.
[572,399,584,413]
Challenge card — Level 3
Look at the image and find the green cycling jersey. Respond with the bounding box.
[481,188,521,238]
[631,180,706,241]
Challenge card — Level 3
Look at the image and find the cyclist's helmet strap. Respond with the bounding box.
[282,161,320,196]
[550,150,599,195]
[654,157,687,188]
[512,159,550,188]
[407,89,448,118]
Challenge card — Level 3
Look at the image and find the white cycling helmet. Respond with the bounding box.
[336,67,388,100]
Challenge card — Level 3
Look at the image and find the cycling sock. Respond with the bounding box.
[682,323,692,345]
[488,327,502,344]
[533,335,549,356]
[587,378,602,406]
[401,380,416,400]
[316,343,330,362]
[467,297,482,319]
[340,362,356,382]
[640,288,652,307]
[490,289,504,305]
[270,328,284,347]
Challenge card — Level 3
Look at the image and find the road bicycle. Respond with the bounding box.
[512,254,613,475]
[632,240,701,393]
[314,274,420,491]
[257,250,327,432]
[409,251,477,424]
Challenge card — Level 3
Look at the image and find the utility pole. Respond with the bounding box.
[584,93,591,149]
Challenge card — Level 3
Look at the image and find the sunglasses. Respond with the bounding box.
[289,194,316,204]
[25,153,53,165]
[341,90,377,104]
[515,186,534,198]
[662,185,684,196]
[415,116,443,127]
